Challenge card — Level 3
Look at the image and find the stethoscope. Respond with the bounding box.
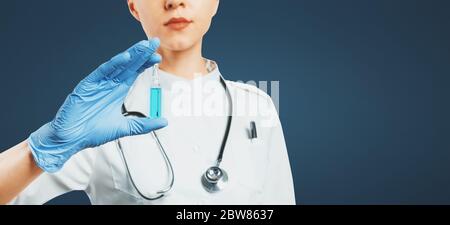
[115,75,233,200]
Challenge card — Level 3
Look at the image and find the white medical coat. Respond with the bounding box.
[10,63,295,205]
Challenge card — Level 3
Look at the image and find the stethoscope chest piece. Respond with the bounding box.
[201,166,228,193]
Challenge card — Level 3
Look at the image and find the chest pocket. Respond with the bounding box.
[226,118,270,199]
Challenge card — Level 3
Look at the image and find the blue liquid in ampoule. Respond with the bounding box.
[150,87,162,119]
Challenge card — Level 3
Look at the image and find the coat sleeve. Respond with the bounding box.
[260,99,296,205]
[8,147,97,205]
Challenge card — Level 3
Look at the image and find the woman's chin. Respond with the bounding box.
[161,38,197,52]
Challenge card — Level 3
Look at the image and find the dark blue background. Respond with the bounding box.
[1,0,449,204]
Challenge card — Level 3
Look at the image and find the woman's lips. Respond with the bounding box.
[164,17,193,31]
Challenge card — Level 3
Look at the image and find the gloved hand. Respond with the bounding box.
[28,39,167,173]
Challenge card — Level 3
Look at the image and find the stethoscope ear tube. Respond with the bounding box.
[117,106,175,200]
[116,131,175,200]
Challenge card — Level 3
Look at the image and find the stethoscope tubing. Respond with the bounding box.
[117,75,232,200]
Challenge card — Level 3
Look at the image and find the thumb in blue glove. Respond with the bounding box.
[28,39,167,173]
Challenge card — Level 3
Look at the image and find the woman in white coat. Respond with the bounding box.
[0,0,295,204]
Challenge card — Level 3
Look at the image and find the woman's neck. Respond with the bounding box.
[157,41,208,80]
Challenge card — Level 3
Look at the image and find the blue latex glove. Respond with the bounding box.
[28,39,167,173]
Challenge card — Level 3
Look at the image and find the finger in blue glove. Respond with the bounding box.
[28,39,168,173]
